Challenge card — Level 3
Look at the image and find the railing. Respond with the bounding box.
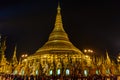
[40,76,119,80]
[0,74,120,80]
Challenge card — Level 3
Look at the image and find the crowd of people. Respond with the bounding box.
[0,74,119,80]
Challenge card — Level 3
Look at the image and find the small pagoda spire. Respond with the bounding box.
[12,45,18,65]
[1,37,7,61]
[0,34,1,47]
[0,36,8,67]
[0,34,2,54]
[1,37,6,54]
[105,50,111,66]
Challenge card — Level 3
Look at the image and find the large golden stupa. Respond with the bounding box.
[29,3,83,59]
[21,3,84,76]
[0,3,119,77]
[15,3,120,77]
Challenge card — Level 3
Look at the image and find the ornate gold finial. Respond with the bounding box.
[57,2,61,13]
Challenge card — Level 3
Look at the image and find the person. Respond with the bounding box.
[37,75,42,80]
[30,75,34,80]
[13,75,18,80]
[92,74,100,80]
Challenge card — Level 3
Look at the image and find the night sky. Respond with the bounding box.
[0,0,119,60]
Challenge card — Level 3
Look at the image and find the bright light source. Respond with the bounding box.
[66,69,70,75]
[36,70,38,75]
[84,70,88,76]
[13,70,17,75]
[21,55,25,58]
[24,59,27,62]
[85,55,89,58]
[57,69,60,75]
[84,49,87,53]
[90,50,93,53]
[118,56,120,59]
[25,54,28,57]
[84,49,93,53]
[22,70,24,75]
[96,70,99,75]
[50,70,53,75]
[44,55,46,58]
[88,49,91,52]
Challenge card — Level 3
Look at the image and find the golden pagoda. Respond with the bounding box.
[105,51,111,66]
[19,3,84,76]
[0,36,11,74]
[12,45,18,69]
[30,3,82,57]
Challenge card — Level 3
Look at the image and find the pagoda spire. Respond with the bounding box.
[0,34,1,48]
[52,2,65,32]
[48,2,69,41]
[1,37,7,62]
[36,2,83,55]
[105,50,111,66]
[0,37,8,73]
[12,45,18,65]
[0,35,2,55]
[1,37,6,54]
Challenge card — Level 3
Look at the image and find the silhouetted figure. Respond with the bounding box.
[30,75,34,80]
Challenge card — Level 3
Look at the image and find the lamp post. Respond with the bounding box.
[84,49,93,54]
[21,54,28,62]
[83,49,94,63]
